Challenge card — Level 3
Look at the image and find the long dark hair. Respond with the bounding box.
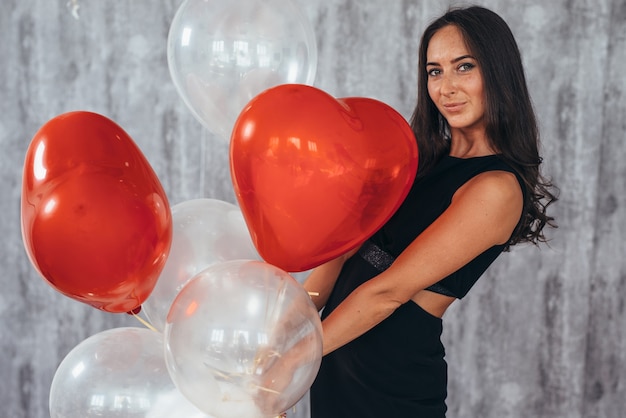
[410,5,557,248]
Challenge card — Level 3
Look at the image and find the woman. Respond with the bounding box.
[305,6,557,417]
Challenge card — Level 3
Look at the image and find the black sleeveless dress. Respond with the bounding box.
[310,155,523,417]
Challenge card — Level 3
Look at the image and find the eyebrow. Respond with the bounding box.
[426,54,476,67]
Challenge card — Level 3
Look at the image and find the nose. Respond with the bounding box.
[440,74,456,96]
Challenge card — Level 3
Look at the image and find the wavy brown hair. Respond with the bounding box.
[410,6,558,248]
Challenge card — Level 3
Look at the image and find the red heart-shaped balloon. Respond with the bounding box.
[230,84,418,272]
[21,111,172,313]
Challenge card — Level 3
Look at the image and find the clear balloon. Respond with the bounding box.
[164,260,322,418]
[21,111,172,313]
[230,84,419,272]
[49,327,211,418]
[167,0,317,141]
[142,198,260,331]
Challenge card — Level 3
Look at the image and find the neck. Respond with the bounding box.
[449,128,495,158]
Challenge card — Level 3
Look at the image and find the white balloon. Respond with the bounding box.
[167,0,317,141]
[147,388,214,418]
[164,260,322,418]
[142,198,259,331]
[49,327,211,418]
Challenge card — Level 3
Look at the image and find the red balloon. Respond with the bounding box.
[230,84,418,272]
[21,111,172,313]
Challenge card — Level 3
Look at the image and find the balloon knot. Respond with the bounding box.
[127,306,142,315]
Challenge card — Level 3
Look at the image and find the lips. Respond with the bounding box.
[443,102,465,112]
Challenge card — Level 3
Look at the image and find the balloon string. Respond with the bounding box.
[254,385,281,395]
[132,312,158,332]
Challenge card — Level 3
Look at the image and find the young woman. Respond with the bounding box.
[305,6,557,417]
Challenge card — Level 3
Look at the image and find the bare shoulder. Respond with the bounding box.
[456,169,522,204]
[451,170,523,244]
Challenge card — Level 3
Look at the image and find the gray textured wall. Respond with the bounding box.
[1,0,625,417]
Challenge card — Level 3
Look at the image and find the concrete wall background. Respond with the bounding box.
[1,0,625,417]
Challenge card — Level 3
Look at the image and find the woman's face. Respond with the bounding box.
[426,25,486,137]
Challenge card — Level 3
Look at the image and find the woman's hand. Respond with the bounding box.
[253,337,319,415]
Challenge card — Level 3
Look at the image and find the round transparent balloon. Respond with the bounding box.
[49,327,210,418]
[142,198,259,331]
[167,0,317,141]
[164,260,322,418]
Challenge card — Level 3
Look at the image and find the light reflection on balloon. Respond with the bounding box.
[164,260,322,417]
[49,327,210,418]
[142,198,259,331]
[21,111,172,313]
[230,84,418,272]
[167,0,317,141]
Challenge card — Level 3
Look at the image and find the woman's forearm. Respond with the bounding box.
[320,277,400,355]
[303,252,352,311]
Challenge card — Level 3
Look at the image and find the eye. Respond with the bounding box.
[458,62,476,72]
[427,68,441,77]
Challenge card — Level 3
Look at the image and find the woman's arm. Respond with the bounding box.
[303,246,359,311]
[320,170,523,355]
